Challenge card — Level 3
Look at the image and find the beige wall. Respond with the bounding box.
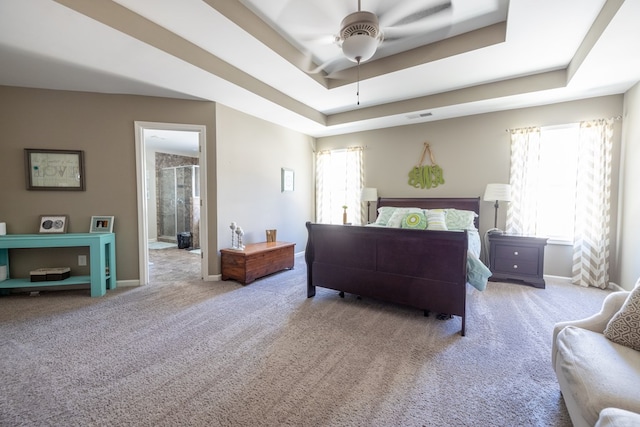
[619,83,640,290]
[0,86,217,281]
[1,85,633,287]
[316,95,625,280]
[215,105,315,255]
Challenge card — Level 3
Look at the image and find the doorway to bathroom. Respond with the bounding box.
[157,163,200,250]
[135,122,208,286]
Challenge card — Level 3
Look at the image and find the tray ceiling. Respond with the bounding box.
[0,0,638,137]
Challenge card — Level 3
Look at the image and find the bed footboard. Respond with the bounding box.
[305,222,469,335]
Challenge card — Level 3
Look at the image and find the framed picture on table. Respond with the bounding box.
[38,215,69,233]
[90,216,114,233]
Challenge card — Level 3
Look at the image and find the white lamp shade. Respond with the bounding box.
[342,34,378,63]
[361,187,378,202]
[483,183,512,202]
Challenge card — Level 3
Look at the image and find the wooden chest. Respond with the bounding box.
[220,241,295,285]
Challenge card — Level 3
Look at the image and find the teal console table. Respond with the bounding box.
[0,233,116,297]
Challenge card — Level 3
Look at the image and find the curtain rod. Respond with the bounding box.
[316,146,367,154]
[505,115,622,132]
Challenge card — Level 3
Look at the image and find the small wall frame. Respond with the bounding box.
[281,168,294,192]
[25,149,86,191]
[90,216,114,233]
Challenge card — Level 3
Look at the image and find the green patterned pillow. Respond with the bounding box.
[445,209,478,230]
[425,209,448,230]
[387,210,407,228]
[401,212,427,229]
[374,207,397,226]
[604,285,640,351]
[378,207,422,227]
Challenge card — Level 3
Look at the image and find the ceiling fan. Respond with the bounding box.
[299,0,453,74]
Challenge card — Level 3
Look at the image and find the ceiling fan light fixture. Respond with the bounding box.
[339,10,381,63]
[342,34,378,62]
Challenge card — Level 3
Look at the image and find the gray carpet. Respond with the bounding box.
[0,255,610,426]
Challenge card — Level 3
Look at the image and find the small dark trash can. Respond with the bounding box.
[177,232,192,249]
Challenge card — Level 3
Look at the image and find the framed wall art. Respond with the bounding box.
[90,216,114,233]
[25,149,86,191]
[38,215,69,233]
[281,168,294,192]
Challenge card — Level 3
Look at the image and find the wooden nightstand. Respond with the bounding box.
[488,233,548,288]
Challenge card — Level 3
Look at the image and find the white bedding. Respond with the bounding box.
[466,230,491,291]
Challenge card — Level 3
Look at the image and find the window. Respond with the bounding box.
[537,125,579,242]
[508,118,615,288]
[316,148,364,225]
[507,124,580,243]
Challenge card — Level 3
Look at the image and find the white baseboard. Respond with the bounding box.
[543,275,624,292]
[543,274,571,283]
[116,279,140,288]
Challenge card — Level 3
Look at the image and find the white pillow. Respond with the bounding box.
[445,209,478,230]
[374,206,397,226]
[386,210,407,228]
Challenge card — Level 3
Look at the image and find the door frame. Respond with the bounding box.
[134,121,208,286]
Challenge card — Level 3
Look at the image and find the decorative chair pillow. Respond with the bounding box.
[401,212,427,229]
[385,208,422,228]
[425,209,448,230]
[604,284,640,351]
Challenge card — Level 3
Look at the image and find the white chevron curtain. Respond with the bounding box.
[506,127,541,235]
[316,147,364,225]
[571,119,615,289]
[315,150,331,224]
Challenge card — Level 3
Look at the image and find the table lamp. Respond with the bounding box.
[483,183,512,229]
[361,187,378,224]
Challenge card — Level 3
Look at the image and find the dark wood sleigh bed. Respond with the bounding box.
[305,197,481,336]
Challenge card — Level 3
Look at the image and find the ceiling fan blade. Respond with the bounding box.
[276,0,350,31]
[393,3,452,27]
[325,67,355,80]
[298,34,339,45]
[379,1,452,28]
[383,19,450,41]
[382,23,453,44]
[303,54,344,75]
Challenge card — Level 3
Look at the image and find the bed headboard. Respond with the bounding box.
[377,197,481,228]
